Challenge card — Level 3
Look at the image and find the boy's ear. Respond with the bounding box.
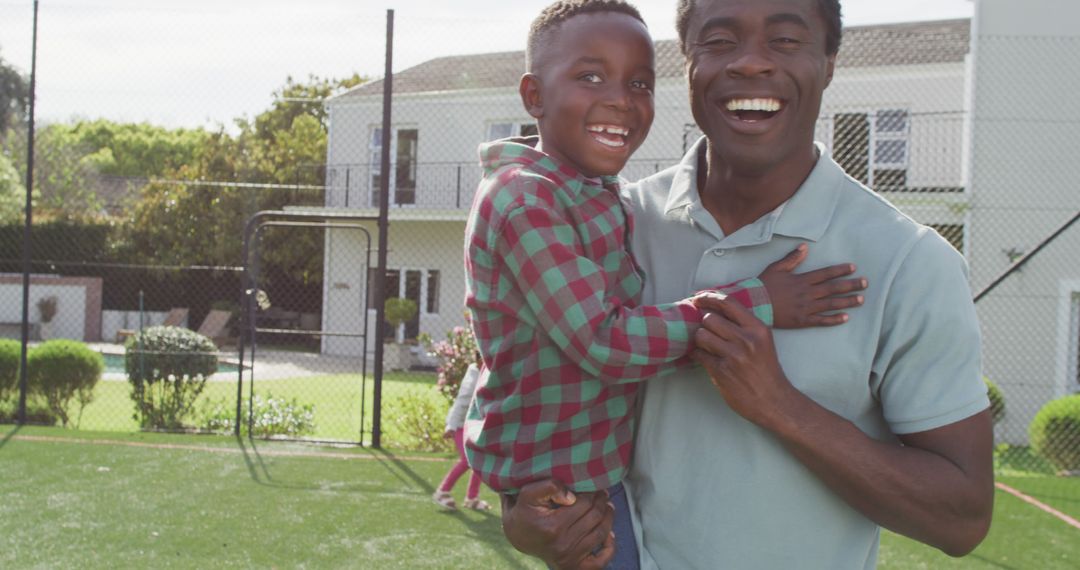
[824,53,836,88]
[519,73,544,119]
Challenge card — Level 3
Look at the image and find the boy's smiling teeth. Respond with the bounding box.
[725,98,783,112]
[587,124,630,148]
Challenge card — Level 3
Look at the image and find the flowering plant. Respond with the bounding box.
[419,323,478,402]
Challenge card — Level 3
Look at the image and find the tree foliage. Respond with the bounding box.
[0,49,28,137]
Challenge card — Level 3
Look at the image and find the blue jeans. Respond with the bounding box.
[605,482,640,570]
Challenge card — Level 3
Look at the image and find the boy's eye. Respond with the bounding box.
[579,73,602,83]
[630,79,653,91]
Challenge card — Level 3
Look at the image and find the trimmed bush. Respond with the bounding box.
[0,338,20,402]
[985,377,1005,425]
[384,297,418,336]
[126,325,218,430]
[26,340,104,427]
[0,400,59,426]
[200,393,316,438]
[1029,394,1080,473]
[382,389,453,453]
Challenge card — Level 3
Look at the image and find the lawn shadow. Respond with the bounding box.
[966,554,1020,570]
[0,424,22,451]
[236,435,276,486]
[373,450,529,569]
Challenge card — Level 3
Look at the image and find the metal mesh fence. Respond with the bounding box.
[0,4,1078,481]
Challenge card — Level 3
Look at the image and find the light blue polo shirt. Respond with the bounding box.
[622,138,989,569]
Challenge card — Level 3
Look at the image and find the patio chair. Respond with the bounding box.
[115,307,189,343]
[196,309,236,348]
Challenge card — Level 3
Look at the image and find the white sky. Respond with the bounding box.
[0,0,975,129]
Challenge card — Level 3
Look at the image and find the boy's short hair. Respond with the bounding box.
[526,0,647,71]
[675,0,843,56]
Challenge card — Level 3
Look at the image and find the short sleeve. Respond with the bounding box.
[871,231,990,434]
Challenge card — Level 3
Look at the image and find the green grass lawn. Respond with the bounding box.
[2,426,1079,569]
[61,370,443,444]
[0,426,538,569]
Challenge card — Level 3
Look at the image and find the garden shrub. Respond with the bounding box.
[0,400,59,426]
[985,377,1005,425]
[26,340,103,427]
[0,338,19,402]
[419,324,478,402]
[201,393,316,438]
[1029,394,1080,473]
[125,325,217,430]
[382,389,453,453]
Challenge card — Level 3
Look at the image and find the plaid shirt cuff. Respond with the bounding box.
[697,277,774,327]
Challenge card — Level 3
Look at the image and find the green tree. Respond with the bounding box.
[0,49,28,138]
[116,74,364,286]
[0,152,28,224]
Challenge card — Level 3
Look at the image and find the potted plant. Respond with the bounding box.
[383,297,418,371]
[37,296,58,340]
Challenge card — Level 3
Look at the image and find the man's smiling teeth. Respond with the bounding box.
[587,125,629,148]
[726,98,783,112]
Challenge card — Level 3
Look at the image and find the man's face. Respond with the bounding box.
[522,12,655,178]
[684,0,835,174]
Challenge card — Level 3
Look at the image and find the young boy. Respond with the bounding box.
[463,1,864,566]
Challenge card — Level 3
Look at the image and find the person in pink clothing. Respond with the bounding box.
[432,356,490,510]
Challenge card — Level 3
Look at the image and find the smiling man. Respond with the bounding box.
[499,1,994,568]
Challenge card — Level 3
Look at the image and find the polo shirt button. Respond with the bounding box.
[712,249,726,257]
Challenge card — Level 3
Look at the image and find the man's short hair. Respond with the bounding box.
[675,0,843,56]
[526,0,647,71]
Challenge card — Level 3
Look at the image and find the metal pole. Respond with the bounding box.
[973,209,1080,304]
[372,9,394,449]
[17,1,40,425]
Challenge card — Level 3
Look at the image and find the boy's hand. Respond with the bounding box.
[501,479,615,569]
[443,428,454,440]
[759,244,867,328]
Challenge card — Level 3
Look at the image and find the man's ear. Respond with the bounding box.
[824,54,836,89]
[519,73,544,119]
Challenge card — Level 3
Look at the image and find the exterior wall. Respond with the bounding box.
[0,274,103,341]
[326,89,528,211]
[968,0,1080,442]
[322,219,468,358]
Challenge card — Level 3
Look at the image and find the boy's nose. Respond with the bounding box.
[604,85,633,111]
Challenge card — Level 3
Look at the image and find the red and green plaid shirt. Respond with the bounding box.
[463,139,772,493]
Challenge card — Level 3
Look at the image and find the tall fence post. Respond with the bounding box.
[17,0,40,426]
[371,9,394,449]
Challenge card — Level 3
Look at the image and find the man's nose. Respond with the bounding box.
[726,45,775,78]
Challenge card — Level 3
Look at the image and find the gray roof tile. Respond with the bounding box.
[335,18,969,101]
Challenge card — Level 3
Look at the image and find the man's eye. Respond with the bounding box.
[773,37,802,46]
[700,37,735,47]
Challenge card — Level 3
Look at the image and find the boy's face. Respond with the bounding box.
[521,12,655,178]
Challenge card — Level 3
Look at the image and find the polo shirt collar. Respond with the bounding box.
[664,137,845,243]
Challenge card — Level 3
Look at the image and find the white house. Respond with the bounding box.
[315,4,1080,443]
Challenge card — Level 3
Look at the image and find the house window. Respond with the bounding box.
[426,270,441,314]
[929,223,964,253]
[367,267,441,340]
[369,127,418,207]
[487,121,538,141]
[833,109,910,190]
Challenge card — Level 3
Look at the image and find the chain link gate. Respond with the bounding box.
[239,211,380,445]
